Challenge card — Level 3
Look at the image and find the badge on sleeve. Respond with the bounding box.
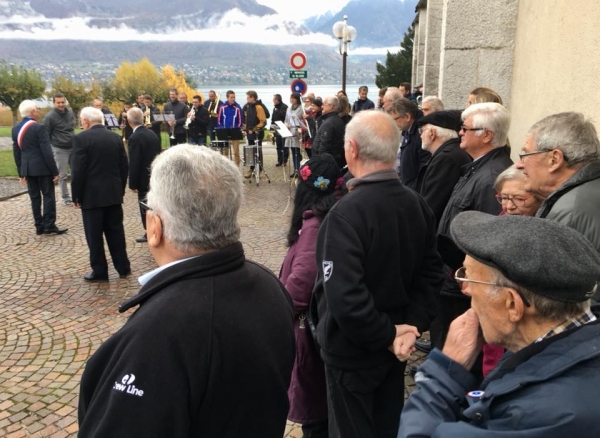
[323,260,333,282]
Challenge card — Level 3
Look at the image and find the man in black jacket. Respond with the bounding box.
[271,93,288,166]
[127,107,162,243]
[142,94,163,141]
[186,95,210,146]
[434,102,513,351]
[311,96,346,169]
[204,90,223,143]
[71,107,130,282]
[416,110,472,225]
[388,97,431,190]
[12,100,67,235]
[163,88,189,146]
[313,110,443,438]
[78,145,295,437]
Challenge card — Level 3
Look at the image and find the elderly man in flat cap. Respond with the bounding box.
[399,211,600,437]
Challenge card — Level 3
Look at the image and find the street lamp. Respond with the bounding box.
[332,15,357,94]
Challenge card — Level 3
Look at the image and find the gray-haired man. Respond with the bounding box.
[78,145,295,437]
[400,211,600,437]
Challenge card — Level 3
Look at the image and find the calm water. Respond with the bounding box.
[204,84,378,111]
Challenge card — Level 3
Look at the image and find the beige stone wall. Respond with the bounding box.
[508,0,600,157]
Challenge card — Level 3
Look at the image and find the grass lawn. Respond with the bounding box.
[0,150,17,177]
[0,127,11,137]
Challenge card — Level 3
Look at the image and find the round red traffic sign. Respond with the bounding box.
[291,79,307,95]
[290,52,307,70]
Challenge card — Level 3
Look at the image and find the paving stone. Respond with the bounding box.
[0,148,428,435]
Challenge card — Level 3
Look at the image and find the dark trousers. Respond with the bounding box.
[325,360,406,438]
[207,118,218,143]
[82,205,130,277]
[302,420,329,438]
[247,131,263,169]
[27,175,56,231]
[188,135,206,146]
[169,132,187,147]
[138,190,148,230]
[275,133,288,164]
[289,147,302,171]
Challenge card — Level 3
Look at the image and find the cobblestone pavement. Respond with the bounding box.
[0,145,426,437]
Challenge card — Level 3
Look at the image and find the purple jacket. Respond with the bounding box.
[279,211,327,424]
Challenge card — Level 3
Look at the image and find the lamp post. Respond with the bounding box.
[332,15,357,94]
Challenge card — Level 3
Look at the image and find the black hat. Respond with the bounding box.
[418,110,462,133]
[310,97,323,108]
[298,153,341,193]
[450,212,600,303]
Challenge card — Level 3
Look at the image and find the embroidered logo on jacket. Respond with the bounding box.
[113,373,144,397]
[323,260,333,282]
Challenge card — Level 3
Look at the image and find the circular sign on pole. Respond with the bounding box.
[290,52,307,70]
[291,79,307,95]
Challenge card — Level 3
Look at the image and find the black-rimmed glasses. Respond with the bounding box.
[454,267,531,307]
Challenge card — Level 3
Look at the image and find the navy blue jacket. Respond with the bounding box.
[12,118,59,177]
[399,319,600,437]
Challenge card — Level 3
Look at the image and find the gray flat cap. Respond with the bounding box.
[450,211,600,303]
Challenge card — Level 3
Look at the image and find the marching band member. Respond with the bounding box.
[216,90,244,166]
[186,95,210,146]
[163,88,189,146]
[204,90,223,143]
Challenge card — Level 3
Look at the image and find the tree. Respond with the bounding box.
[0,62,46,123]
[161,65,204,103]
[375,25,414,88]
[104,57,166,104]
[50,75,101,115]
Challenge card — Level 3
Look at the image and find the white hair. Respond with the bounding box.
[79,107,104,124]
[426,124,458,142]
[324,96,340,112]
[462,102,510,148]
[18,100,37,117]
[345,110,399,164]
[528,112,600,167]
[493,164,525,192]
[127,107,143,126]
[422,96,444,111]
[147,145,243,252]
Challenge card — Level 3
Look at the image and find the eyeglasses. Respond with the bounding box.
[518,150,548,161]
[454,267,531,307]
[418,127,431,134]
[139,200,153,213]
[460,125,485,132]
[494,194,534,206]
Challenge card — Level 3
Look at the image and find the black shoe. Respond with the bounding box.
[44,226,68,235]
[275,162,283,167]
[119,269,132,278]
[84,271,109,282]
[135,234,148,243]
[36,228,44,235]
[290,171,298,178]
[415,339,431,353]
[408,365,418,376]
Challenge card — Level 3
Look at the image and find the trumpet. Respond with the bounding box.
[184,106,195,130]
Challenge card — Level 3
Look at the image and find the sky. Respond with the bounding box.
[0,0,397,54]
[256,0,352,20]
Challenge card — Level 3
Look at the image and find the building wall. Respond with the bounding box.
[508,0,600,155]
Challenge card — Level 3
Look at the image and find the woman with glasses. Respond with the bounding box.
[494,164,542,217]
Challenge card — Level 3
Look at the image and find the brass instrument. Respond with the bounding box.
[144,108,152,127]
[121,111,127,142]
[209,92,221,117]
[184,106,195,130]
[170,124,176,140]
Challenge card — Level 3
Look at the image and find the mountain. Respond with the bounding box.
[2,0,277,33]
[303,0,418,48]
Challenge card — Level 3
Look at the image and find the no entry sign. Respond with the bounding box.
[290,52,307,70]
[291,79,307,95]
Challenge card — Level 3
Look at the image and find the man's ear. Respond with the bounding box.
[506,288,526,322]
[548,149,566,173]
[146,213,163,249]
[348,139,359,160]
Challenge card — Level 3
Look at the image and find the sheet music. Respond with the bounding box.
[275,121,294,138]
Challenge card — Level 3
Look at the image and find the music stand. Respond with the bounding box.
[215,128,243,141]
[104,114,119,128]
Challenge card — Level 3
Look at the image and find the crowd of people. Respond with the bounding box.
[10,79,600,437]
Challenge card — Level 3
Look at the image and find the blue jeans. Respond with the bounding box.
[188,135,206,146]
